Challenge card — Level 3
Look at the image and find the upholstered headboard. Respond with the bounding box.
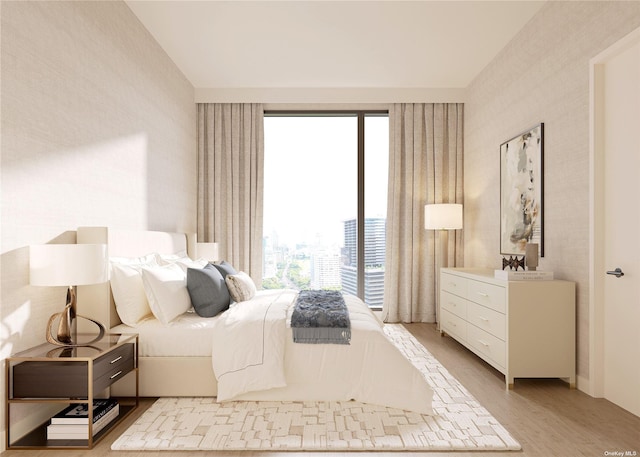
[76,227,196,330]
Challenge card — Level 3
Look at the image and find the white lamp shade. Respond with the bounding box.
[425,204,463,230]
[197,242,219,261]
[30,244,108,286]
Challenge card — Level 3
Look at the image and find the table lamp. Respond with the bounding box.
[30,243,108,346]
[197,242,219,262]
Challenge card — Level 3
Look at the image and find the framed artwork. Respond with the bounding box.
[500,123,544,256]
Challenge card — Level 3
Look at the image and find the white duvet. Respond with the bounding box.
[211,289,433,415]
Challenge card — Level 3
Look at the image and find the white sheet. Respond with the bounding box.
[215,290,434,415]
[112,312,219,357]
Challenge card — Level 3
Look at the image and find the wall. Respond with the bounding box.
[0,0,196,447]
[464,1,640,390]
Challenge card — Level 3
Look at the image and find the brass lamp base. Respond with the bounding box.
[46,286,105,347]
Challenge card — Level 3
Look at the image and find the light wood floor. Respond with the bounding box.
[6,323,639,457]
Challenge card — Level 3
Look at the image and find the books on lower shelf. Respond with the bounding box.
[51,398,117,424]
[494,270,554,280]
[47,399,119,440]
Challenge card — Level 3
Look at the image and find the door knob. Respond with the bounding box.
[606,268,625,278]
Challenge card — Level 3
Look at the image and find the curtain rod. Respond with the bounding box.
[265,110,388,117]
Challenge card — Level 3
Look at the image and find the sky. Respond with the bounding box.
[263,115,389,250]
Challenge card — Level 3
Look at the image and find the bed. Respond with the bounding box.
[75,227,433,415]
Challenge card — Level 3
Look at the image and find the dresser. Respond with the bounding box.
[439,268,575,389]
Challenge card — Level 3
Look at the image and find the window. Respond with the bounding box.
[262,112,389,308]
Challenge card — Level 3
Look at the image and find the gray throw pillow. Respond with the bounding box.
[213,260,238,279]
[186,263,230,317]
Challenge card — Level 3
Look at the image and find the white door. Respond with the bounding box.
[601,35,640,417]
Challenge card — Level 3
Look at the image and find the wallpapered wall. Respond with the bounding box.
[464,1,640,388]
[0,1,196,445]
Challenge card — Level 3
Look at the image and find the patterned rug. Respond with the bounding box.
[111,324,521,451]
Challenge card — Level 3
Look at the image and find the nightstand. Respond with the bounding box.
[5,333,138,450]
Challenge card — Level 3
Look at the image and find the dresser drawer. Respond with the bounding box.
[13,343,134,398]
[441,309,466,342]
[466,302,506,341]
[467,280,506,313]
[467,324,506,369]
[441,291,467,319]
[441,272,467,297]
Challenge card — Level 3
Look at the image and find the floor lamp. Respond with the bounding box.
[425,203,463,330]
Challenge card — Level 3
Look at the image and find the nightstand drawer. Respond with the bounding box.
[94,344,135,392]
[93,343,134,379]
[13,343,134,398]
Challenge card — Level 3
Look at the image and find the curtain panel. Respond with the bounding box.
[196,103,264,284]
[383,103,464,323]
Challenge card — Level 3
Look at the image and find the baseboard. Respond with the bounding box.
[576,374,594,396]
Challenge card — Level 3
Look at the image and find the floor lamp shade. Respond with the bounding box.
[29,244,108,346]
[425,204,463,230]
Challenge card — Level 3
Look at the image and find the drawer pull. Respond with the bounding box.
[449,282,457,287]
[478,339,489,347]
[110,370,123,380]
[479,317,489,322]
[476,292,489,298]
[110,356,123,364]
[448,321,457,327]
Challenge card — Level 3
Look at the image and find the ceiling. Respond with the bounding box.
[125,1,546,99]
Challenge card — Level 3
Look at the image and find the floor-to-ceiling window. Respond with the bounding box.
[262,111,388,308]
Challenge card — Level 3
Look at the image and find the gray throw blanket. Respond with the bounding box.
[291,290,351,344]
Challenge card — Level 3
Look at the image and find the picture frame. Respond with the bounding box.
[500,123,544,256]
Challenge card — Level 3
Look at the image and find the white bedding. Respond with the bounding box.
[213,289,434,415]
[114,289,434,415]
[112,312,218,357]
[211,289,293,401]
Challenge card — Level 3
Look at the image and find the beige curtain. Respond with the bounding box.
[382,103,463,323]
[197,103,264,284]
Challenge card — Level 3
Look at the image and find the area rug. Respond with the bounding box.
[111,324,521,451]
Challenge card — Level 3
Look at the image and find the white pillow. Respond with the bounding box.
[158,252,208,272]
[225,271,257,302]
[141,263,192,325]
[110,253,161,266]
[109,254,160,327]
[173,257,208,272]
[158,251,190,265]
